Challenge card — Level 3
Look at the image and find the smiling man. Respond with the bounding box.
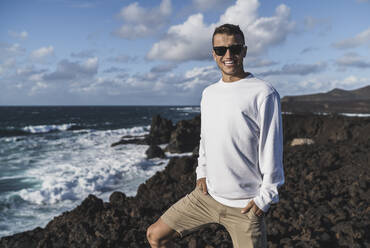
[147,24,285,248]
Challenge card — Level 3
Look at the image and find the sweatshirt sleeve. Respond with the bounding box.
[196,135,207,179]
[196,92,207,180]
[253,91,285,212]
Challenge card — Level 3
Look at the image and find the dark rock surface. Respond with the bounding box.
[146,114,174,145]
[282,113,370,146]
[166,115,201,153]
[281,85,370,113]
[1,114,369,247]
[110,136,147,147]
[145,145,165,159]
[110,114,200,155]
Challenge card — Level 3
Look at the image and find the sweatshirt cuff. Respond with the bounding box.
[196,166,206,180]
[253,196,270,212]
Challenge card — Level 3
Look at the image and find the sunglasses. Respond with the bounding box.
[213,44,244,56]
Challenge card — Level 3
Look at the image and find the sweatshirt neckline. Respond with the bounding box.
[219,73,254,86]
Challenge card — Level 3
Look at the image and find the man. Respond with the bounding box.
[147,24,284,248]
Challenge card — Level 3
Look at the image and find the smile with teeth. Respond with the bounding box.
[224,60,235,66]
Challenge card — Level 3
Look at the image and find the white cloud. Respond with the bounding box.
[16,66,47,77]
[180,65,219,90]
[246,57,278,68]
[193,0,234,11]
[259,62,327,76]
[0,43,26,62]
[219,0,259,28]
[8,30,28,40]
[245,4,295,55]
[43,57,98,81]
[66,64,218,104]
[278,74,370,97]
[326,75,370,90]
[31,46,54,58]
[0,58,16,75]
[332,27,370,49]
[103,66,127,74]
[84,57,98,70]
[6,43,25,54]
[71,50,96,58]
[113,0,172,39]
[29,81,49,96]
[147,14,214,61]
[107,54,139,63]
[336,52,370,69]
[150,63,177,73]
[147,0,295,62]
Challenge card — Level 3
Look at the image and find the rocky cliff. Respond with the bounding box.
[1,114,369,248]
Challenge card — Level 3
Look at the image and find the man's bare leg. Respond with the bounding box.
[147,218,180,248]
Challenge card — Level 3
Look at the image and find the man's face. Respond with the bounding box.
[212,33,246,81]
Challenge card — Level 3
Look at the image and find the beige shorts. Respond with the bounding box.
[161,187,267,248]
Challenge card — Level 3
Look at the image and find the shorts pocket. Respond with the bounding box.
[248,209,264,221]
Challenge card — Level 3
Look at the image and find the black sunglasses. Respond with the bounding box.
[213,44,244,56]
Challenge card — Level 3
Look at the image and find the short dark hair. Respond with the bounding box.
[212,24,245,45]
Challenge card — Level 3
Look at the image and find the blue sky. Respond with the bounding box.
[1,0,370,105]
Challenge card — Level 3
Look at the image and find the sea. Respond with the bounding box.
[0,106,200,238]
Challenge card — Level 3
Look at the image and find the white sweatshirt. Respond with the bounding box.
[196,74,284,212]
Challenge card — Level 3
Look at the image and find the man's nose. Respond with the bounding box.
[224,48,232,58]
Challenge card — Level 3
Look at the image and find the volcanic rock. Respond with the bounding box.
[1,114,369,248]
[146,114,174,145]
[145,145,166,159]
[166,115,200,153]
[110,135,147,147]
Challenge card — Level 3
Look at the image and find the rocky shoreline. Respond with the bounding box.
[1,114,369,247]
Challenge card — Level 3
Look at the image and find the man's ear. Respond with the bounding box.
[242,46,248,58]
[212,50,217,61]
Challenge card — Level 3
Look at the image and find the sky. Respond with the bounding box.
[1,0,370,105]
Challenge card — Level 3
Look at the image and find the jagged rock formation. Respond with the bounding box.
[146,114,174,145]
[145,145,165,159]
[1,114,369,247]
[165,115,200,153]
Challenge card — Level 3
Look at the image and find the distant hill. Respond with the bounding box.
[281,85,370,113]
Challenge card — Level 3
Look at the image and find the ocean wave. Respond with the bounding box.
[118,125,150,137]
[0,123,87,137]
[17,144,164,205]
[170,106,200,113]
[22,123,76,133]
[3,125,150,205]
[0,124,150,138]
[339,113,370,117]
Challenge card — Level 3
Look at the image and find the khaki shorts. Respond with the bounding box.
[161,187,267,248]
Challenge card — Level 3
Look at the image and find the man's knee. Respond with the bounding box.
[146,224,158,245]
[147,223,166,246]
[146,220,178,247]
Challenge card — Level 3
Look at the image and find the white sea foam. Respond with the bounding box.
[114,125,150,136]
[0,125,169,237]
[17,126,155,205]
[170,106,200,113]
[339,113,370,117]
[22,123,75,133]
[312,112,370,117]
